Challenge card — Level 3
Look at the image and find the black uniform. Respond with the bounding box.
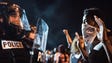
[0,2,31,63]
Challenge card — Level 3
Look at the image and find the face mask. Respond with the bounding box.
[82,23,97,44]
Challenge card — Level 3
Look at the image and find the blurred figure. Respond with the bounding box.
[45,50,53,63]
[63,29,82,63]
[54,44,69,63]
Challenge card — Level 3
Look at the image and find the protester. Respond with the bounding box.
[54,44,70,63]
[77,8,112,63]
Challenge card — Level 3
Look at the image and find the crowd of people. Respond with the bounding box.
[36,8,112,63]
[41,8,112,63]
[0,1,112,63]
[62,8,112,63]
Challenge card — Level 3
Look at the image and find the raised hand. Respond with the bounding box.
[63,29,69,35]
[75,32,85,49]
[63,29,72,45]
[94,15,104,42]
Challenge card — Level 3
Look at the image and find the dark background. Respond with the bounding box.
[1,0,112,50]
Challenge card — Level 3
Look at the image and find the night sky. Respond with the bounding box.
[1,0,112,50]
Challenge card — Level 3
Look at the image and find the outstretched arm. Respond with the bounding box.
[63,29,72,46]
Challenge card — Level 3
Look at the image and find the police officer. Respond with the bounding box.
[0,2,33,63]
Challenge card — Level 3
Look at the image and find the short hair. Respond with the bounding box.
[58,44,65,53]
[83,8,104,21]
